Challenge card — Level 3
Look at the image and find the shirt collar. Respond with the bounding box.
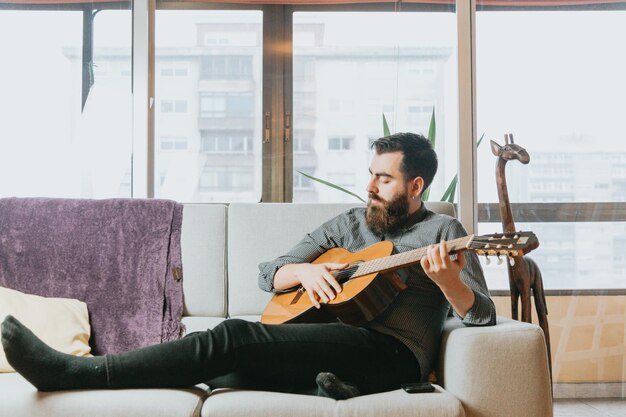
[404,203,429,228]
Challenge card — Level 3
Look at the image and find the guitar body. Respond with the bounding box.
[261,241,407,326]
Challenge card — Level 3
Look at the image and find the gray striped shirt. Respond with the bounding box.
[258,204,496,379]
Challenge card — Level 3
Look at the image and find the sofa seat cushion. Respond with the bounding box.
[182,316,228,334]
[202,385,465,417]
[0,373,208,417]
[181,316,261,335]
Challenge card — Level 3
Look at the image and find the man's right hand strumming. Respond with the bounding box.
[274,263,347,308]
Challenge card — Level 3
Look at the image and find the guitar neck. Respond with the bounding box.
[351,236,472,278]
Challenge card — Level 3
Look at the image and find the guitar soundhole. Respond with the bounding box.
[336,263,360,284]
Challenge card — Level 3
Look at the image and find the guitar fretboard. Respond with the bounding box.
[350,236,471,279]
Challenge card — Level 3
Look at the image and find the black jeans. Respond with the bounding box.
[105,318,420,395]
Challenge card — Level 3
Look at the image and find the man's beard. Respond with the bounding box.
[365,191,411,236]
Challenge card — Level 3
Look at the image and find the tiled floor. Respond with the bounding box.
[554,399,626,417]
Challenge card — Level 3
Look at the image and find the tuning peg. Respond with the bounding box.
[484,254,491,265]
[508,256,515,267]
[496,255,504,265]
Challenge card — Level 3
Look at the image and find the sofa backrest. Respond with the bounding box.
[181,204,228,319]
[225,202,456,318]
[179,202,455,323]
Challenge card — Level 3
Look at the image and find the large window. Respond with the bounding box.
[476,3,626,289]
[154,10,263,203]
[0,3,132,198]
[3,0,624,291]
[292,9,458,203]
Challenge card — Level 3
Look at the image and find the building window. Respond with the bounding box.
[160,136,187,151]
[201,130,253,154]
[200,55,253,80]
[200,93,253,118]
[293,168,315,190]
[161,99,187,113]
[160,63,189,77]
[407,102,432,115]
[174,100,187,113]
[293,131,314,154]
[199,166,254,191]
[203,35,229,46]
[162,100,174,113]
[408,62,436,76]
[328,99,355,113]
[328,136,353,151]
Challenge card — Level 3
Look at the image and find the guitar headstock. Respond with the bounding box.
[467,231,539,258]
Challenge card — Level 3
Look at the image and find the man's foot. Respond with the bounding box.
[315,372,360,400]
[1,315,106,391]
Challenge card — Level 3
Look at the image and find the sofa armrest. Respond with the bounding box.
[438,316,553,417]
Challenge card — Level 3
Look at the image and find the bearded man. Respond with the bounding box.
[1,132,495,399]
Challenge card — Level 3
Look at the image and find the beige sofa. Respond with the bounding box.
[0,202,553,417]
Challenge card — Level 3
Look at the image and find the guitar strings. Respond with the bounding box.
[335,265,359,283]
[353,237,469,278]
[340,235,521,282]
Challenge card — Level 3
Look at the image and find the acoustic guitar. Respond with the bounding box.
[261,232,538,326]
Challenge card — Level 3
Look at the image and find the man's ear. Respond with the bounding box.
[411,177,425,198]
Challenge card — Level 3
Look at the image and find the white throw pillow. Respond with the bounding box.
[0,286,92,372]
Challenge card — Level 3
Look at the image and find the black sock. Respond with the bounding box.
[315,372,360,400]
[1,315,107,391]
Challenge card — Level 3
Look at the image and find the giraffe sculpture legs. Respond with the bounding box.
[508,257,553,389]
[530,261,552,384]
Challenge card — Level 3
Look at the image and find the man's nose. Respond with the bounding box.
[366,178,377,194]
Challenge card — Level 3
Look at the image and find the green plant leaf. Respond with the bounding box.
[440,174,458,202]
[445,180,457,203]
[427,107,436,148]
[383,113,391,137]
[420,108,437,201]
[297,171,366,203]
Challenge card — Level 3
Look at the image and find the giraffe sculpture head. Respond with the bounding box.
[490,133,530,164]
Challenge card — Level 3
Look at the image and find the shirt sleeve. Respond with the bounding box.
[444,219,497,326]
[257,211,350,293]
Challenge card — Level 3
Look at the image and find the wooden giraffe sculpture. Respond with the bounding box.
[491,133,552,380]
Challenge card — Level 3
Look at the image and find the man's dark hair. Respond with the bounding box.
[370,132,438,191]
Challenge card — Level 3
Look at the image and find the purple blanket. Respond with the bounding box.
[0,197,184,355]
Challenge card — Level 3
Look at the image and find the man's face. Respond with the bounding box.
[365,152,413,235]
